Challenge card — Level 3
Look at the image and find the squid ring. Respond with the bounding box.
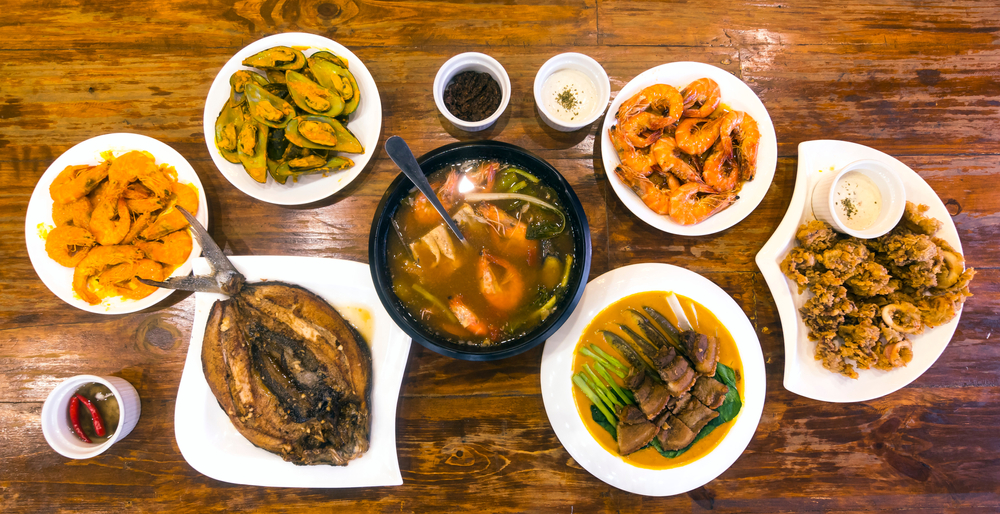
[882,303,923,334]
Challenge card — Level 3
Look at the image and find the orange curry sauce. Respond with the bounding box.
[571,291,744,469]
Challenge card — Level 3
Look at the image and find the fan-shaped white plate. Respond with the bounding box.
[756,140,964,402]
[174,256,411,487]
[540,263,765,496]
[600,62,777,235]
[203,33,382,205]
[24,133,208,314]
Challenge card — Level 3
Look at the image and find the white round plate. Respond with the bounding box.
[756,140,966,402]
[203,33,382,205]
[24,133,208,314]
[540,263,766,496]
[601,62,777,235]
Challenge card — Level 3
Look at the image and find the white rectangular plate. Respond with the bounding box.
[174,256,410,487]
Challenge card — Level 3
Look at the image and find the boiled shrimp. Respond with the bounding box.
[617,84,684,128]
[52,197,92,228]
[45,225,96,267]
[618,112,663,148]
[650,136,704,185]
[108,150,171,198]
[610,125,656,177]
[448,295,490,337]
[123,183,164,214]
[732,112,761,181]
[614,164,673,215]
[140,206,189,241]
[674,117,722,156]
[72,245,145,305]
[89,196,131,246]
[681,78,722,118]
[478,251,526,312]
[475,203,539,267]
[136,229,193,267]
[668,182,737,225]
[96,258,165,300]
[701,148,740,193]
[49,162,110,205]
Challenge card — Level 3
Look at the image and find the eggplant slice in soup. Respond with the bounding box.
[202,282,373,466]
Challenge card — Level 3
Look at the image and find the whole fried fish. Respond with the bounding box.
[201,282,372,466]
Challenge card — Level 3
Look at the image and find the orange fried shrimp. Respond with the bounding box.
[610,125,656,177]
[108,150,162,196]
[49,162,110,205]
[52,197,92,227]
[122,211,154,245]
[614,164,672,215]
[681,78,722,118]
[98,258,165,300]
[478,251,526,312]
[617,84,684,128]
[89,196,131,246]
[45,225,96,267]
[136,229,193,267]
[140,206,190,241]
[72,245,145,305]
[123,183,164,214]
[172,181,200,214]
[675,117,722,156]
[650,136,704,185]
[668,182,737,225]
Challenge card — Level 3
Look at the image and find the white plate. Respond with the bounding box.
[203,33,382,205]
[24,133,208,314]
[600,62,778,235]
[540,263,766,496]
[755,140,965,403]
[174,256,411,487]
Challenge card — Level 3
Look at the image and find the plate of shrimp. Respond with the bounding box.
[25,133,208,314]
[600,62,777,236]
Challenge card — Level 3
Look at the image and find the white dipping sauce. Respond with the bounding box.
[541,68,598,123]
[834,171,882,230]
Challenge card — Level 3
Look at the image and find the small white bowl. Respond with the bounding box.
[533,53,610,132]
[41,375,141,459]
[433,52,511,132]
[811,158,906,238]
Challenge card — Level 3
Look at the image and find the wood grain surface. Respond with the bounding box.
[2,0,999,511]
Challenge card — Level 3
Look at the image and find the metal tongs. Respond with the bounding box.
[137,207,246,295]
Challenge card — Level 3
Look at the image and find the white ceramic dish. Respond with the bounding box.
[203,33,382,205]
[600,61,778,236]
[24,133,208,314]
[174,256,411,487]
[540,263,766,496]
[533,52,610,132]
[811,158,906,238]
[42,375,141,459]
[433,52,511,132]
[756,140,965,403]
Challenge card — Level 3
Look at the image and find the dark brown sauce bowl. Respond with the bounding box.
[370,141,592,361]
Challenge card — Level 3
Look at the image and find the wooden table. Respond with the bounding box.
[2,1,998,511]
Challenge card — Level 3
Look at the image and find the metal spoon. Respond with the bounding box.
[384,135,466,242]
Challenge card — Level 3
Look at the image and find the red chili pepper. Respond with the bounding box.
[69,396,92,443]
[76,394,106,437]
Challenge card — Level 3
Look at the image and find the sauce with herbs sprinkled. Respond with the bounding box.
[541,69,598,123]
[834,171,882,230]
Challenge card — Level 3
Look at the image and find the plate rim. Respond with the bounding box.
[599,61,778,236]
[173,255,411,488]
[23,132,208,314]
[540,262,766,496]
[202,32,383,206]
[755,139,964,402]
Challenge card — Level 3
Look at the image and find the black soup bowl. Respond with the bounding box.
[370,141,592,361]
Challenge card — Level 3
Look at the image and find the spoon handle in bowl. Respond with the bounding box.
[384,135,466,242]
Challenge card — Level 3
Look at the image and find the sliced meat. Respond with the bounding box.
[676,396,719,434]
[680,331,720,376]
[666,392,691,413]
[656,348,684,381]
[691,375,730,409]
[650,345,677,369]
[616,405,659,455]
[662,356,697,396]
[656,414,697,451]
[628,371,671,419]
[617,403,649,425]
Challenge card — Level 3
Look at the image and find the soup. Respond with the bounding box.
[387,158,576,346]
[571,291,744,470]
